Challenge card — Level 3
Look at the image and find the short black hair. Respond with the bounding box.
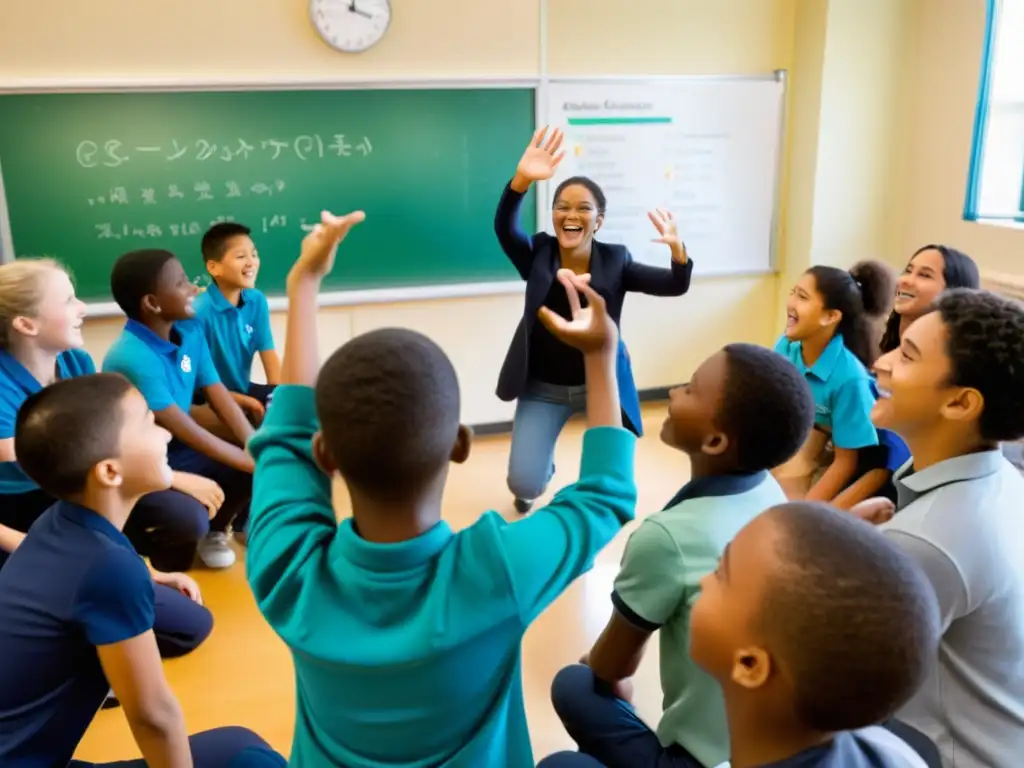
[880,244,979,354]
[110,249,176,321]
[553,176,607,216]
[15,374,135,498]
[315,328,461,501]
[760,502,940,732]
[717,343,815,472]
[934,288,1024,441]
[201,222,252,264]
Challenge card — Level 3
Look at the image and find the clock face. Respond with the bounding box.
[310,0,391,53]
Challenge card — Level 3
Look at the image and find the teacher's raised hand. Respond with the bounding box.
[538,269,618,354]
[648,208,688,264]
[511,127,565,192]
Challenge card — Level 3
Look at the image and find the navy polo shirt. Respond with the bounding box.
[0,501,155,766]
[193,283,274,393]
[102,319,220,412]
[0,348,96,495]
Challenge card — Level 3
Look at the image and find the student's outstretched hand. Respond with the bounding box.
[538,269,618,354]
[516,127,565,184]
[850,497,895,525]
[648,208,687,264]
[291,210,367,280]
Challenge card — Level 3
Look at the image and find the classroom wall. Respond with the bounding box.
[891,0,1024,274]
[0,0,908,425]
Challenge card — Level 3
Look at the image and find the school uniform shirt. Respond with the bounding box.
[774,335,878,450]
[244,385,638,768]
[711,726,930,767]
[0,501,155,766]
[613,472,787,768]
[881,451,1024,768]
[0,348,95,495]
[102,319,221,412]
[193,283,274,393]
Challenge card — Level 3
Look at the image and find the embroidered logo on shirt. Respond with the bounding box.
[244,324,254,337]
[181,355,192,374]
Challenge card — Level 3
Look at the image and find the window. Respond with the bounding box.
[965,0,1024,223]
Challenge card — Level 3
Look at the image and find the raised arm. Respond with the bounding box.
[622,208,694,296]
[495,127,565,279]
[246,209,366,636]
[495,270,638,623]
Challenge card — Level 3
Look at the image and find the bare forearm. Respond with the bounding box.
[283,275,321,387]
[127,705,191,768]
[806,454,857,502]
[207,390,254,445]
[584,350,621,428]
[0,524,25,554]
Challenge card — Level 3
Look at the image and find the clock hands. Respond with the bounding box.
[347,0,373,19]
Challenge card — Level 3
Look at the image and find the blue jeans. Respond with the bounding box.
[70,726,285,767]
[550,665,702,768]
[507,381,588,501]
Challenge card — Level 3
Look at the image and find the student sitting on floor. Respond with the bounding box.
[103,249,254,568]
[860,288,1024,768]
[192,222,279,430]
[245,212,638,767]
[542,501,942,768]
[552,343,815,768]
[0,258,213,658]
[0,374,285,768]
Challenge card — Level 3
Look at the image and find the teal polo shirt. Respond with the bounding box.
[245,385,638,768]
[0,349,96,495]
[102,319,220,412]
[774,334,878,450]
[612,471,787,768]
[193,283,274,393]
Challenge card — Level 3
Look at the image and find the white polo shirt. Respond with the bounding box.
[882,450,1024,768]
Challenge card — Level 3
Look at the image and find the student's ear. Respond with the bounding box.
[820,308,842,328]
[205,260,222,279]
[940,387,985,426]
[140,294,161,317]
[91,459,123,490]
[10,315,38,338]
[449,424,473,465]
[311,431,338,476]
[731,646,772,690]
[594,213,605,233]
[701,431,729,457]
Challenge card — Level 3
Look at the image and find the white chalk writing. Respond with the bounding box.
[75,135,373,167]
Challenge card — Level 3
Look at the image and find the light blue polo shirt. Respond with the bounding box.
[612,471,786,768]
[0,348,96,495]
[193,283,274,393]
[774,334,878,450]
[102,319,220,412]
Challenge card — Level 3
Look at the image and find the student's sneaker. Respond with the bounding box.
[101,689,120,709]
[197,532,236,569]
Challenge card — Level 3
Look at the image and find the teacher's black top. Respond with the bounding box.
[493,181,694,434]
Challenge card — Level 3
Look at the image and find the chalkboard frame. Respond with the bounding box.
[0,76,544,316]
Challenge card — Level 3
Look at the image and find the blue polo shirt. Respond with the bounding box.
[0,348,96,495]
[193,283,274,393]
[774,335,878,450]
[102,319,220,412]
[0,501,154,766]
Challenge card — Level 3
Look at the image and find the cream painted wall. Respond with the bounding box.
[893,0,1024,273]
[1,0,919,426]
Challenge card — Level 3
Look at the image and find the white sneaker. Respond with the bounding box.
[197,532,236,569]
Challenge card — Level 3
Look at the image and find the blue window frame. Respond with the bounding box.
[964,0,1024,223]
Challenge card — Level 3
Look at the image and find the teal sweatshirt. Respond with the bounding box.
[246,385,637,767]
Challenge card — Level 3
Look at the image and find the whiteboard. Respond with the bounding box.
[542,74,786,276]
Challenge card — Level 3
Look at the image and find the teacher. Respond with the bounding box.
[495,127,694,513]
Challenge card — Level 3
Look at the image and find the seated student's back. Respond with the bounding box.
[247,221,637,768]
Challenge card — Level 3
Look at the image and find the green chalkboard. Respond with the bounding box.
[0,87,537,302]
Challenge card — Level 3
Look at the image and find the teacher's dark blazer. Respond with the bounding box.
[494,182,694,436]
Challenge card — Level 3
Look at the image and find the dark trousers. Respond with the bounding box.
[0,490,212,658]
[247,382,276,407]
[69,726,285,767]
[548,665,942,768]
[167,440,252,536]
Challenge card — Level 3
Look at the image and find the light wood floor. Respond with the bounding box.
[75,403,689,763]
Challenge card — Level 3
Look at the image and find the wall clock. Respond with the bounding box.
[310,0,392,53]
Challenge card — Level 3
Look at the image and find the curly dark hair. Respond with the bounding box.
[935,288,1024,442]
[806,260,895,368]
[879,245,979,354]
[760,502,940,732]
[718,344,815,471]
